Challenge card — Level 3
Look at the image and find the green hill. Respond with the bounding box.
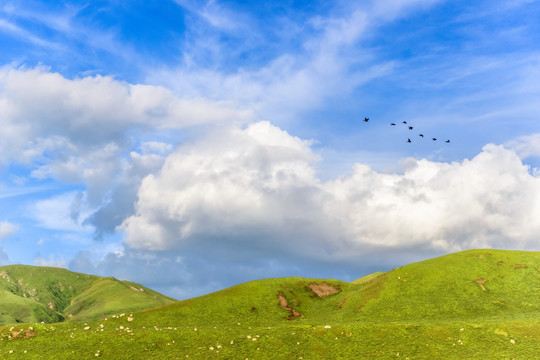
[1,249,539,359]
[0,265,176,325]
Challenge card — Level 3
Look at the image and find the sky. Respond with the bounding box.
[1,0,540,299]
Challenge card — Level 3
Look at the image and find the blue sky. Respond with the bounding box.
[1,0,540,299]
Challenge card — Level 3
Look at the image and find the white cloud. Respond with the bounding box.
[122,122,540,264]
[34,254,67,268]
[31,192,93,233]
[505,133,540,159]
[0,66,252,238]
[0,220,18,239]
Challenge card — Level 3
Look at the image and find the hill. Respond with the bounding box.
[0,265,176,325]
[1,249,539,359]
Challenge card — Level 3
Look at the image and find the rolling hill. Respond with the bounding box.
[1,249,539,359]
[0,265,176,325]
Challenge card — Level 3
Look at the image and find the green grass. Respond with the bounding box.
[0,265,176,325]
[1,249,539,359]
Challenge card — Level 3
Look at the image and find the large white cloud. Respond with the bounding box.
[122,122,540,264]
[0,66,251,164]
[0,66,252,237]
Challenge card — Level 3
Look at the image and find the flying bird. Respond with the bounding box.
[419,134,424,137]
[446,140,450,143]
[402,121,407,124]
[364,117,369,122]
[390,123,396,126]
[408,126,413,130]
[432,138,437,141]
[407,138,411,143]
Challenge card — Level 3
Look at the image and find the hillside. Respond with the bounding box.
[1,249,539,359]
[0,265,176,325]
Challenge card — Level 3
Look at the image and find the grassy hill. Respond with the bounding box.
[1,249,539,359]
[0,265,176,325]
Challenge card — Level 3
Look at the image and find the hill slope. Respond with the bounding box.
[0,265,176,325]
[1,249,539,359]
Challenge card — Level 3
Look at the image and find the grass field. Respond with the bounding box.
[1,249,538,359]
[0,265,176,325]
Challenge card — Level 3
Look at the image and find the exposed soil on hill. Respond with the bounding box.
[475,278,487,291]
[278,292,302,319]
[307,282,340,298]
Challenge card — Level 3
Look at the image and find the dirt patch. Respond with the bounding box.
[307,282,340,298]
[497,261,504,265]
[10,329,36,340]
[475,278,487,291]
[278,292,302,320]
[514,264,528,269]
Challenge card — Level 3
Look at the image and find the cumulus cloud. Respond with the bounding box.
[0,66,251,163]
[0,66,252,238]
[0,220,18,239]
[122,122,540,268]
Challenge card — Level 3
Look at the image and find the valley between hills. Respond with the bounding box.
[1,249,539,359]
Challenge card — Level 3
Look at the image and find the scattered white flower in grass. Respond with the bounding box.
[194,328,197,331]
[230,340,234,345]
[247,335,251,339]
[252,338,257,341]
[209,347,214,351]
[237,323,241,325]
[119,326,125,330]
[28,327,33,330]
[510,339,516,344]
[127,317,134,322]
[296,342,300,345]
[100,324,104,328]
[9,350,13,354]
[84,326,90,330]
[217,345,222,349]
[460,328,464,331]
[324,325,331,329]
[9,327,13,331]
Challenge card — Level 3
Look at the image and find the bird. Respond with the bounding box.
[364,117,369,122]
[402,121,407,124]
[408,126,413,130]
[390,123,396,126]
[445,140,450,143]
[419,134,424,137]
[432,138,437,141]
[407,138,411,143]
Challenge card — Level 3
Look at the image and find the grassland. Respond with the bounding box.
[1,249,538,359]
[0,265,176,325]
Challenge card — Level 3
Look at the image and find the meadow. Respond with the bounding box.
[1,249,538,359]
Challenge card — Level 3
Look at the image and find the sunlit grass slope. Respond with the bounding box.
[1,249,539,359]
[0,265,176,325]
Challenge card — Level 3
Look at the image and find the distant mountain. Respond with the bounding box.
[0,265,176,325]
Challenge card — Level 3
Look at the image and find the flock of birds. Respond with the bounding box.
[363,117,450,144]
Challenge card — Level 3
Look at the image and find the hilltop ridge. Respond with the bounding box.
[0,265,176,325]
